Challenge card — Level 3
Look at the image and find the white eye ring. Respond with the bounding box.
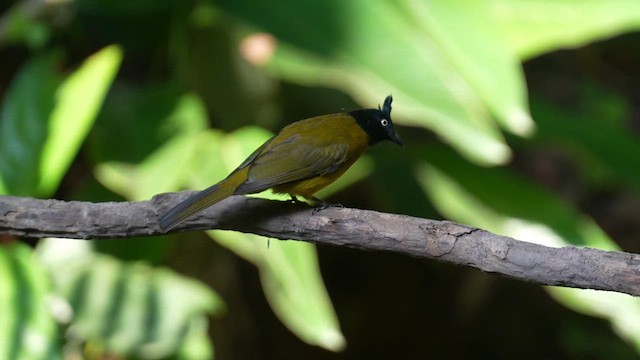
[381,119,389,126]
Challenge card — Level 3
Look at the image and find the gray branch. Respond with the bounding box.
[1,193,639,296]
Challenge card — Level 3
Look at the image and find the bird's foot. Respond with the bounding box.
[289,195,305,204]
[311,197,343,214]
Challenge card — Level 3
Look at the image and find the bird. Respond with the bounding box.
[158,95,402,231]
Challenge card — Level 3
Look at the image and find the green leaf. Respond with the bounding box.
[0,46,122,197]
[88,83,189,164]
[0,53,61,196]
[486,0,640,60]
[217,0,529,164]
[38,45,123,196]
[175,316,215,360]
[217,0,640,164]
[414,145,640,352]
[36,238,223,359]
[212,231,346,351]
[2,2,52,48]
[96,133,201,201]
[417,145,615,248]
[401,0,532,135]
[95,94,209,201]
[0,243,61,360]
[531,97,640,193]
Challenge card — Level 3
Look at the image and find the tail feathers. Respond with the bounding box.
[159,180,235,231]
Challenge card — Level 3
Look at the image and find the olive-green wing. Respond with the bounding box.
[235,135,350,194]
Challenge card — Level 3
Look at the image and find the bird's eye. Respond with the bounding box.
[381,119,389,126]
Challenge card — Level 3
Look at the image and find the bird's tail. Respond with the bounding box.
[158,174,240,231]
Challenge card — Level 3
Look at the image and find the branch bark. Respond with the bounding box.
[1,193,639,296]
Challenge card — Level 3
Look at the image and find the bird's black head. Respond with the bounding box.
[349,95,403,146]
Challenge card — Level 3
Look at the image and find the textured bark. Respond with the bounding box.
[1,193,639,296]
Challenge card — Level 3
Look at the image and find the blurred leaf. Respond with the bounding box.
[89,83,186,164]
[218,0,640,165]
[418,146,611,247]
[415,145,640,352]
[175,316,215,360]
[217,0,529,164]
[0,53,60,196]
[0,243,60,360]
[232,1,512,164]
[184,126,286,197]
[212,232,346,351]
[0,2,52,49]
[36,238,223,359]
[531,98,640,192]
[487,0,640,60]
[403,0,532,135]
[170,15,280,130]
[257,241,343,350]
[95,94,209,201]
[39,45,123,196]
[162,93,210,135]
[77,0,175,52]
[549,287,640,352]
[96,133,200,201]
[94,93,209,265]
[0,46,121,197]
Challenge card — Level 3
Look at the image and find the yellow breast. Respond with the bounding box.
[271,113,370,198]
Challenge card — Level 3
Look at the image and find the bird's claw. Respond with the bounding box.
[311,200,342,214]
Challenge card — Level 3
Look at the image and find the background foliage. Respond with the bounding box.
[1,0,640,359]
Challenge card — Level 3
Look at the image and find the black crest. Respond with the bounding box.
[349,95,402,146]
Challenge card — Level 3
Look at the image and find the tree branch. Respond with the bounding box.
[1,193,639,296]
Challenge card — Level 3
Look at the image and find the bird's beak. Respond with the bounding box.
[390,133,404,147]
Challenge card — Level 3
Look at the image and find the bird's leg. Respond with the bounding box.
[289,195,305,204]
[310,197,343,214]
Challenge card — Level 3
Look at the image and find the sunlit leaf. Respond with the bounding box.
[96,133,201,201]
[217,0,532,164]
[0,243,60,360]
[39,45,123,196]
[403,0,532,135]
[176,315,215,360]
[258,240,344,350]
[487,0,640,60]
[163,92,210,135]
[0,46,121,197]
[36,238,223,359]
[212,231,346,351]
[217,0,640,165]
